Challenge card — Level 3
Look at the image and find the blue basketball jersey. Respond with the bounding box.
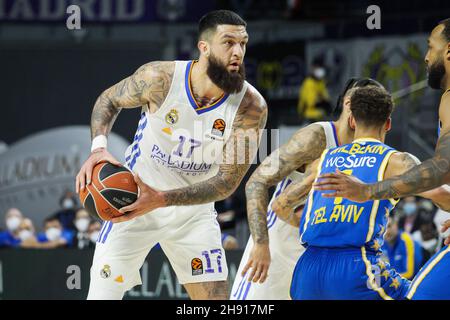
[299,138,398,251]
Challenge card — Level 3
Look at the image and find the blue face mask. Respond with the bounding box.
[403,203,417,216]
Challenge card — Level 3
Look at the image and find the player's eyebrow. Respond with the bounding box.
[221,33,249,40]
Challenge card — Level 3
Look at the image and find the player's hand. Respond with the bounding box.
[441,219,450,246]
[241,243,270,284]
[112,174,166,223]
[75,148,121,193]
[313,169,371,203]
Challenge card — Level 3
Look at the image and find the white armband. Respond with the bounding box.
[91,135,107,152]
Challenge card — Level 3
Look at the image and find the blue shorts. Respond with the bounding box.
[290,246,410,300]
[407,245,450,300]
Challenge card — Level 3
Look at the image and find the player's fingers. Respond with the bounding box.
[321,192,338,198]
[445,236,450,246]
[313,178,339,187]
[251,265,263,283]
[259,265,269,283]
[241,261,252,277]
[133,174,145,188]
[107,156,122,166]
[85,163,94,185]
[119,202,138,214]
[78,167,86,191]
[247,263,257,282]
[441,220,450,232]
[75,174,80,194]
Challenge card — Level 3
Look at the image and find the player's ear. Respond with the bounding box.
[198,40,209,57]
[385,117,392,132]
[446,42,450,61]
[348,114,356,130]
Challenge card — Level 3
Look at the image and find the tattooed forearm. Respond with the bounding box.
[90,61,174,139]
[368,131,450,199]
[245,123,326,244]
[164,87,268,207]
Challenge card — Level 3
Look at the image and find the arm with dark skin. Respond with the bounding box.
[241,124,326,283]
[75,61,175,193]
[112,86,268,222]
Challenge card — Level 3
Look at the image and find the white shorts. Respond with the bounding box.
[88,204,228,296]
[230,218,305,300]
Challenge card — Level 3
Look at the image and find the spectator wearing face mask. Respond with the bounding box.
[297,59,331,122]
[73,209,92,249]
[37,216,74,248]
[398,196,422,234]
[17,218,41,248]
[0,208,23,248]
[87,220,101,248]
[52,191,78,232]
[381,214,426,280]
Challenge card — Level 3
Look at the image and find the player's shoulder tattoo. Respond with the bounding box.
[233,85,268,131]
[137,61,175,113]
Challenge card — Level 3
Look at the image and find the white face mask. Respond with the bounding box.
[46,227,62,241]
[89,231,100,243]
[18,229,33,241]
[75,218,90,232]
[6,216,21,232]
[313,67,326,79]
[62,198,75,210]
[422,238,437,250]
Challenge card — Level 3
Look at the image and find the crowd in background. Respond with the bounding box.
[0,190,240,251]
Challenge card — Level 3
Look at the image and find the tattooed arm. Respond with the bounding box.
[111,86,268,223]
[315,93,450,202]
[239,123,326,283]
[90,61,175,138]
[245,124,326,243]
[76,61,175,193]
[384,152,450,211]
[271,160,319,227]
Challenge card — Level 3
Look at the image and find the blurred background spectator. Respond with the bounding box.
[297,59,331,123]
[53,191,79,232]
[37,216,74,249]
[0,208,23,248]
[73,209,92,250]
[382,213,427,279]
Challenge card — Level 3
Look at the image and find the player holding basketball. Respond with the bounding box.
[231,78,384,300]
[271,85,450,299]
[314,18,450,300]
[75,10,267,300]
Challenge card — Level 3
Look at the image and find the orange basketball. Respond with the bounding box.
[79,162,138,221]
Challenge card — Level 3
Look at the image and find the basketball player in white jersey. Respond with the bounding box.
[75,10,268,300]
[231,78,384,300]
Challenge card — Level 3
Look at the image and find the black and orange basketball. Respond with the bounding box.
[79,162,138,221]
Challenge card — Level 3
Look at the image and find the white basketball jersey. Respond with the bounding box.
[232,121,340,300]
[124,60,248,202]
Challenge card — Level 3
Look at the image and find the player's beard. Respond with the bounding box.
[207,53,246,94]
[427,57,446,90]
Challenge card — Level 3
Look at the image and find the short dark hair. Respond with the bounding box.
[438,18,450,42]
[334,77,385,116]
[198,10,246,40]
[350,86,394,127]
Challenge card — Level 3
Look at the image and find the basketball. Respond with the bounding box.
[79,162,138,221]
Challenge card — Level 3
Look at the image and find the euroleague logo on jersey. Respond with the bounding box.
[211,119,226,137]
[191,258,204,276]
